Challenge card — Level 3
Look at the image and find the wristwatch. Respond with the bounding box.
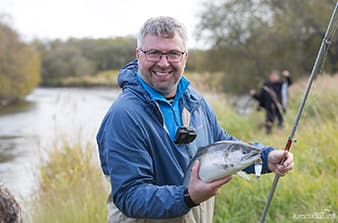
[183,188,199,208]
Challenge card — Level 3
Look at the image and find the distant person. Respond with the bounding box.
[250,70,293,134]
[97,17,294,222]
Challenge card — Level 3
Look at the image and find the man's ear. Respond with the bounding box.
[184,50,189,61]
[136,48,141,60]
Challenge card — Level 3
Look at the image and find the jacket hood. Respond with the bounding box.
[117,60,139,90]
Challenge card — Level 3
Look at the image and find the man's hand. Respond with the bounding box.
[268,150,294,176]
[188,160,232,204]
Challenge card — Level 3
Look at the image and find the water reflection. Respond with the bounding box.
[0,87,118,198]
[0,100,36,116]
[0,136,26,163]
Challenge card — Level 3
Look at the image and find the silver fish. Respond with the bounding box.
[183,140,262,186]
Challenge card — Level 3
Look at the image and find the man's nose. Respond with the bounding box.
[157,54,170,66]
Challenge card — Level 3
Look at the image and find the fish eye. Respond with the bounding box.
[243,150,248,154]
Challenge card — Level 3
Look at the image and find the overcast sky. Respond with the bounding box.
[1,0,205,48]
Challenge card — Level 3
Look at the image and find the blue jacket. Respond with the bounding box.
[96,60,273,219]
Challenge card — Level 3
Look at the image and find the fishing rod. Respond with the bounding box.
[259,2,338,223]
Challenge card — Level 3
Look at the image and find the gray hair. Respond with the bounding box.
[137,16,188,49]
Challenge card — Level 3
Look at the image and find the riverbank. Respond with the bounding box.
[0,94,26,109]
[0,98,14,108]
[40,70,119,88]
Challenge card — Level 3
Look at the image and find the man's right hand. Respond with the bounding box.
[188,160,232,204]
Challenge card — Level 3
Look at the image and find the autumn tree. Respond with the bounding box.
[0,16,41,105]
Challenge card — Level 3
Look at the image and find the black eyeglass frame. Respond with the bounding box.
[139,49,186,63]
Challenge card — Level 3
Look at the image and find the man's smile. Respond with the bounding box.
[154,71,171,76]
[152,70,173,79]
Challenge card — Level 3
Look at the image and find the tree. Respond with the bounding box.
[36,36,136,84]
[0,16,41,103]
[194,0,336,93]
[40,42,95,79]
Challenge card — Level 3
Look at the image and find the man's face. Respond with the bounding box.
[136,33,188,98]
[269,72,280,83]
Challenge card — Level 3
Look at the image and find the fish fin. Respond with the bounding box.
[236,171,250,181]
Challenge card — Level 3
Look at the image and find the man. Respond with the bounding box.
[250,70,292,134]
[97,16,294,223]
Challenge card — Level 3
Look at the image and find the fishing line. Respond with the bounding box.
[309,5,338,121]
[319,9,338,73]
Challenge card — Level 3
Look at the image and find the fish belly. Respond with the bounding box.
[199,164,236,182]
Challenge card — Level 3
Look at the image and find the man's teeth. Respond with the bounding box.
[155,71,170,76]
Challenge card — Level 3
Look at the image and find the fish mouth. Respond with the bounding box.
[241,149,261,161]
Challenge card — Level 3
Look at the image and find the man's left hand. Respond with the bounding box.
[268,150,294,176]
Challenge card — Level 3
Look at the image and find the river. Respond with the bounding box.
[0,87,119,199]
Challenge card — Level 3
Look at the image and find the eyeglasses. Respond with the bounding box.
[139,49,186,63]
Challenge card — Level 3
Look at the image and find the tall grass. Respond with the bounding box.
[27,74,337,222]
[26,140,109,223]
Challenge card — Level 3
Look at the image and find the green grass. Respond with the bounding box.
[212,120,337,223]
[27,74,338,222]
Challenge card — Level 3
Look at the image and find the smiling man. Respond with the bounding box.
[97,16,293,223]
[136,26,187,98]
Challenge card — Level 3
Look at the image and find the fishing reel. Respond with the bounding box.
[174,126,197,144]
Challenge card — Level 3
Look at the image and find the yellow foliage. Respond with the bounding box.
[0,20,41,101]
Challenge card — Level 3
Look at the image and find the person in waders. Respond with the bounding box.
[250,70,293,134]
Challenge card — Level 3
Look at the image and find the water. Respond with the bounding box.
[0,87,119,199]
